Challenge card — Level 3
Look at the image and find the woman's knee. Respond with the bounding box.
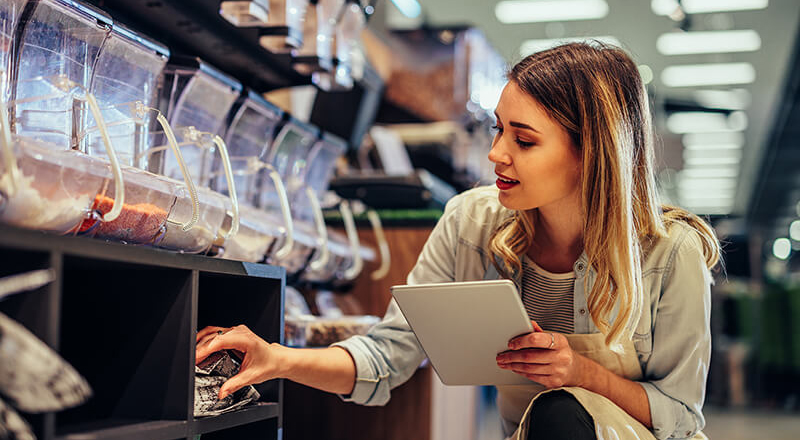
[527,391,596,440]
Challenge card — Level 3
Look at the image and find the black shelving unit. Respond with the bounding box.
[0,225,285,440]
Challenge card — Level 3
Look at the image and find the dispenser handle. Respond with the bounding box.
[367,209,391,281]
[85,92,125,222]
[340,200,364,281]
[0,97,19,197]
[211,135,240,239]
[260,162,295,261]
[306,185,330,272]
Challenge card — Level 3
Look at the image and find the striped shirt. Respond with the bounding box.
[521,256,575,334]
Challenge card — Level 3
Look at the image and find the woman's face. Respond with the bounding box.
[488,82,582,212]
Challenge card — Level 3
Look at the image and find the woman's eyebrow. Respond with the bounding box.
[509,121,540,133]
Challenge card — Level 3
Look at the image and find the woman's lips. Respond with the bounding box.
[496,178,520,190]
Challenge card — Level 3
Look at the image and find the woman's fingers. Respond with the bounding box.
[496,348,557,365]
[530,320,544,332]
[509,331,561,350]
[195,329,251,364]
[219,370,256,400]
[197,326,230,342]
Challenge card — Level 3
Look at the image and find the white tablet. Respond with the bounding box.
[391,280,535,386]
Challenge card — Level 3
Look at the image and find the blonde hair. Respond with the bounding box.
[489,43,720,351]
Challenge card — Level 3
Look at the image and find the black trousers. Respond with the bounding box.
[526,390,597,440]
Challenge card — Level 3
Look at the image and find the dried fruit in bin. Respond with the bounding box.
[79,194,168,243]
[284,315,380,347]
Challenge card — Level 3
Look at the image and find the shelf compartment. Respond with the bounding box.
[56,257,194,431]
[56,419,188,440]
[0,246,58,347]
[192,402,279,435]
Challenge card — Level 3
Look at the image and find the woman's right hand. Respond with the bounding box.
[196,325,283,399]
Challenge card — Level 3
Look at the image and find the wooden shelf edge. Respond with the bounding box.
[56,420,188,440]
[191,402,280,435]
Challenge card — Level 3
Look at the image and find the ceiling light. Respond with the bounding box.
[680,167,739,178]
[683,143,743,152]
[683,132,745,147]
[661,63,756,87]
[638,65,654,84]
[657,30,761,55]
[652,0,768,15]
[790,220,800,241]
[390,0,421,18]
[692,89,751,110]
[667,111,748,134]
[678,178,738,190]
[519,36,621,56]
[496,0,609,24]
[683,156,741,166]
[683,149,742,160]
[773,237,791,260]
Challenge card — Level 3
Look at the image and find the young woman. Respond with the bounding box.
[196,42,720,440]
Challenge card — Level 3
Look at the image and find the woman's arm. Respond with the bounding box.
[496,329,652,427]
[196,325,357,399]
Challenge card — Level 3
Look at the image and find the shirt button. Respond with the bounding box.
[579,308,586,315]
[576,262,585,271]
[686,432,692,437]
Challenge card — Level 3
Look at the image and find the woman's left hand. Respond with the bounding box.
[496,329,586,389]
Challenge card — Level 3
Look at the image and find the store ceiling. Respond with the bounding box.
[385,0,800,230]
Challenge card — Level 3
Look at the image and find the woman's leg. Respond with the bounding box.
[527,390,596,440]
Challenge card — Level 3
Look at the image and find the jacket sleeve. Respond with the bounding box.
[641,229,713,439]
[330,193,464,406]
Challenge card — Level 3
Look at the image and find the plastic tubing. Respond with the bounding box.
[0,96,19,196]
[153,110,200,231]
[367,209,391,281]
[306,185,330,272]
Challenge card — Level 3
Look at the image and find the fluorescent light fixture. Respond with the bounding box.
[683,132,745,147]
[790,220,800,241]
[678,188,736,198]
[680,167,739,178]
[520,36,621,56]
[678,178,738,190]
[638,65,654,85]
[683,149,742,160]
[693,89,751,110]
[683,143,743,152]
[496,0,609,24]
[667,111,748,134]
[657,30,761,55]
[390,0,421,18]
[683,156,741,166]
[652,0,768,15]
[773,237,791,260]
[661,63,756,87]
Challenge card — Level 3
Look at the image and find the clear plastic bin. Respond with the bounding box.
[293,0,345,76]
[12,0,112,150]
[84,23,169,168]
[0,135,105,233]
[284,314,380,347]
[218,203,283,262]
[158,184,228,254]
[258,0,310,53]
[264,117,318,183]
[0,0,26,100]
[156,57,242,187]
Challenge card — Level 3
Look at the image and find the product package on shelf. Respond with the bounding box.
[219,0,271,27]
[194,350,260,417]
[381,27,506,122]
[284,314,380,347]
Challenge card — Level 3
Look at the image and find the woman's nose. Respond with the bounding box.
[488,143,511,166]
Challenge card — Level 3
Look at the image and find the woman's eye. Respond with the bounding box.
[491,125,502,133]
[516,139,535,148]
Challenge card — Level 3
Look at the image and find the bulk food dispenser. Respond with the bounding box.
[1,0,126,234]
[258,0,310,53]
[261,116,326,274]
[311,0,366,91]
[152,57,243,253]
[214,90,294,262]
[219,0,270,27]
[76,22,204,248]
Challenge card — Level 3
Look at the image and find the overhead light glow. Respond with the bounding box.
[667,111,748,134]
[496,0,609,24]
[683,132,745,147]
[678,178,738,190]
[683,149,742,161]
[790,220,800,241]
[683,156,741,166]
[662,63,756,87]
[773,237,791,260]
[390,0,421,18]
[652,0,768,15]
[657,30,761,55]
[638,65,654,84]
[519,36,621,56]
[693,89,751,110]
[681,167,739,178]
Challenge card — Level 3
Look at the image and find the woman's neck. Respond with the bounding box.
[527,198,584,273]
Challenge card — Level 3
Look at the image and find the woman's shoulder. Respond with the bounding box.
[441,185,510,243]
[643,220,708,274]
